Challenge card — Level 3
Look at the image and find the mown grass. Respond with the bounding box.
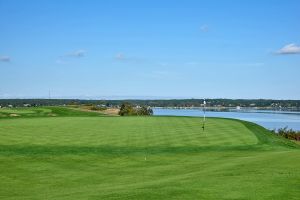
[0,106,103,118]
[0,108,299,199]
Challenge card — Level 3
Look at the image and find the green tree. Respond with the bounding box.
[119,103,153,116]
[137,106,153,116]
[119,103,135,116]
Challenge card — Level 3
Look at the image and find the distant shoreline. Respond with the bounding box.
[0,99,300,111]
[152,106,300,112]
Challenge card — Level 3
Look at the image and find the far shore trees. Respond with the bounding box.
[119,102,153,116]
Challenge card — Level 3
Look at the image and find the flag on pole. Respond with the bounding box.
[202,99,206,131]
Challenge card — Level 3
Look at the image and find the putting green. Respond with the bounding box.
[0,113,299,199]
[0,117,258,148]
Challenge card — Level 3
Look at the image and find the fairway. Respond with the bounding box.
[0,109,299,199]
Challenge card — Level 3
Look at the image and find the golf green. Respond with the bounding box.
[0,112,299,199]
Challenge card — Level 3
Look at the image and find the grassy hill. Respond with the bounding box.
[0,107,299,199]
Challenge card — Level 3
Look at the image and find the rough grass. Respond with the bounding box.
[0,109,299,199]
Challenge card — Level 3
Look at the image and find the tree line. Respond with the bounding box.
[0,98,300,109]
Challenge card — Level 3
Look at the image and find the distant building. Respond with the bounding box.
[96,104,106,108]
[236,106,241,110]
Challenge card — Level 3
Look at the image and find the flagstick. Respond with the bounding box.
[203,99,206,134]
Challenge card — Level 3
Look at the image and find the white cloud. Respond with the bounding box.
[200,24,209,32]
[114,53,145,63]
[115,53,126,60]
[67,49,86,57]
[56,49,86,64]
[277,44,300,55]
[0,56,10,62]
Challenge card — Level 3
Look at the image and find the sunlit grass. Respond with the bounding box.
[0,108,299,199]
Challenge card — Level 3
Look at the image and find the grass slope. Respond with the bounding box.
[0,108,299,199]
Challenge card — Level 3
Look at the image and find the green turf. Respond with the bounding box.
[0,108,299,199]
[0,106,103,118]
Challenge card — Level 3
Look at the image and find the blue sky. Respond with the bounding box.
[0,0,300,99]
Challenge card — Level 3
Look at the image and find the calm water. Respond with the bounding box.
[153,108,300,131]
